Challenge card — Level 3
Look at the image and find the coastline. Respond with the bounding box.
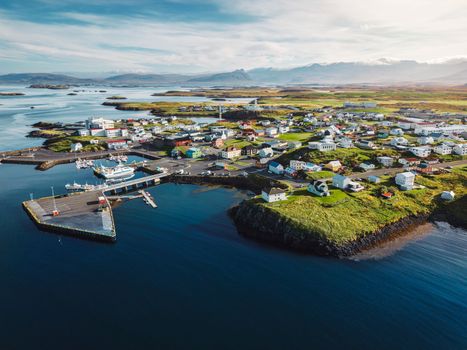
[229,195,466,258]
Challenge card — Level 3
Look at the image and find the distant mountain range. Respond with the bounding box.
[1,60,466,86]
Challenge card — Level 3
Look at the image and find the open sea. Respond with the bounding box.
[0,86,466,349]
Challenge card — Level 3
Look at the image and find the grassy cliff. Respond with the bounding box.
[233,167,467,255]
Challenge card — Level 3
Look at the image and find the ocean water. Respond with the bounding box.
[0,87,466,349]
[0,85,247,151]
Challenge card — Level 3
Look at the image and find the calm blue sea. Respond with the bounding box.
[0,87,466,349]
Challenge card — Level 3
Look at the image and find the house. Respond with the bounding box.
[395,172,415,190]
[70,142,82,152]
[258,147,274,158]
[268,161,284,175]
[368,175,381,183]
[332,174,352,189]
[212,138,224,149]
[89,139,99,145]
[308,141,337,152]
[417,136,434,145]
[348,181,365,192]
[390,128,404,136]
[325,160,342,172]
[307,180,330,197]
[453,144,467,155]
[398,157,420,167]
[261,120,271,127]
[77,129,90,137]
[288,141,302,149]
[290,160,306,171]
[241,145,257,156]
[356,140,377,150]
[304,163,322,172]
[441,191,455,201]
[262,187,287,202]
[338,138,353,148]
[186,147,203,158]
[265,127,278,137]
[377,156,394,167]
[359,162,376,171]
[433,144,452,155]
[106,139,128,150]
[390,137,409,147]
[409,146,431,158]
[221,146,241,159]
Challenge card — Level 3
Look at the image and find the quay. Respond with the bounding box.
[23,173,169,242]
[23,191,116,241]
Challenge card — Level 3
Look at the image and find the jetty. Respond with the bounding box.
[140,190,157,208]
[23,173,169,241]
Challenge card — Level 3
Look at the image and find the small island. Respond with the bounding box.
[29,84,69,89]
[0,92,25,96]
[106,95,127,100]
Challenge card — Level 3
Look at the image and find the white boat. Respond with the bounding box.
[75,158,94,169]
[93,162,135,179]
[109,154,128,163]
[65,181,108,192]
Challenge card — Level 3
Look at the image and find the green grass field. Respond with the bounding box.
[257,167,467,245]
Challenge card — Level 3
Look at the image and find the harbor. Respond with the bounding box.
[23,172,170,241]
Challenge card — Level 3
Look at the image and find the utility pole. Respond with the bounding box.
[51,186,59,216]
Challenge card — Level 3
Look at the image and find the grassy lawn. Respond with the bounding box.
[223,139,252,148]
[306,171,335,180]
[278,132,313,142]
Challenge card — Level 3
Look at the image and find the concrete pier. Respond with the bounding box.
[22,174,168,241]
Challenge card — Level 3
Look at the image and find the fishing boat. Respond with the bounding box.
[75,158,94,169]
[109,154,128,163]
[93,162,135,179]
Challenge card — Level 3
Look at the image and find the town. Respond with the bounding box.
[2,90,466,252]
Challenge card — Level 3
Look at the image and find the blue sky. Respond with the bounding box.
[0,0,466,74]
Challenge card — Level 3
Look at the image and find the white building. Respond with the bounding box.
[359,162,376,171]
[308,141,337,152]
[441,191,455,201]
[90,128,106,137]
[338,138,353,148]
[409,146,431,158]
[106,139,128,150]
[332,174,352,189]
[70,143,82,152]
[414,124,467,136]
[262,187,287,203]
[417,136,435,145]
[377,156,394,167]
[390,137,409,146]
[86,117,114,130]
[265,127,278,137]
[433,144,452,155]
[258,147,274,158]
[395,172,415,190]
[221,147,241,159]
[289,160,306,171]
[453,144,467,155]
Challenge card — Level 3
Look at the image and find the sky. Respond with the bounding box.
[0,0,466,74]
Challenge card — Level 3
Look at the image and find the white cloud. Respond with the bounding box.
[0,0,466,73]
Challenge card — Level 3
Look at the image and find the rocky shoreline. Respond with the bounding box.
[229,196,466,258]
